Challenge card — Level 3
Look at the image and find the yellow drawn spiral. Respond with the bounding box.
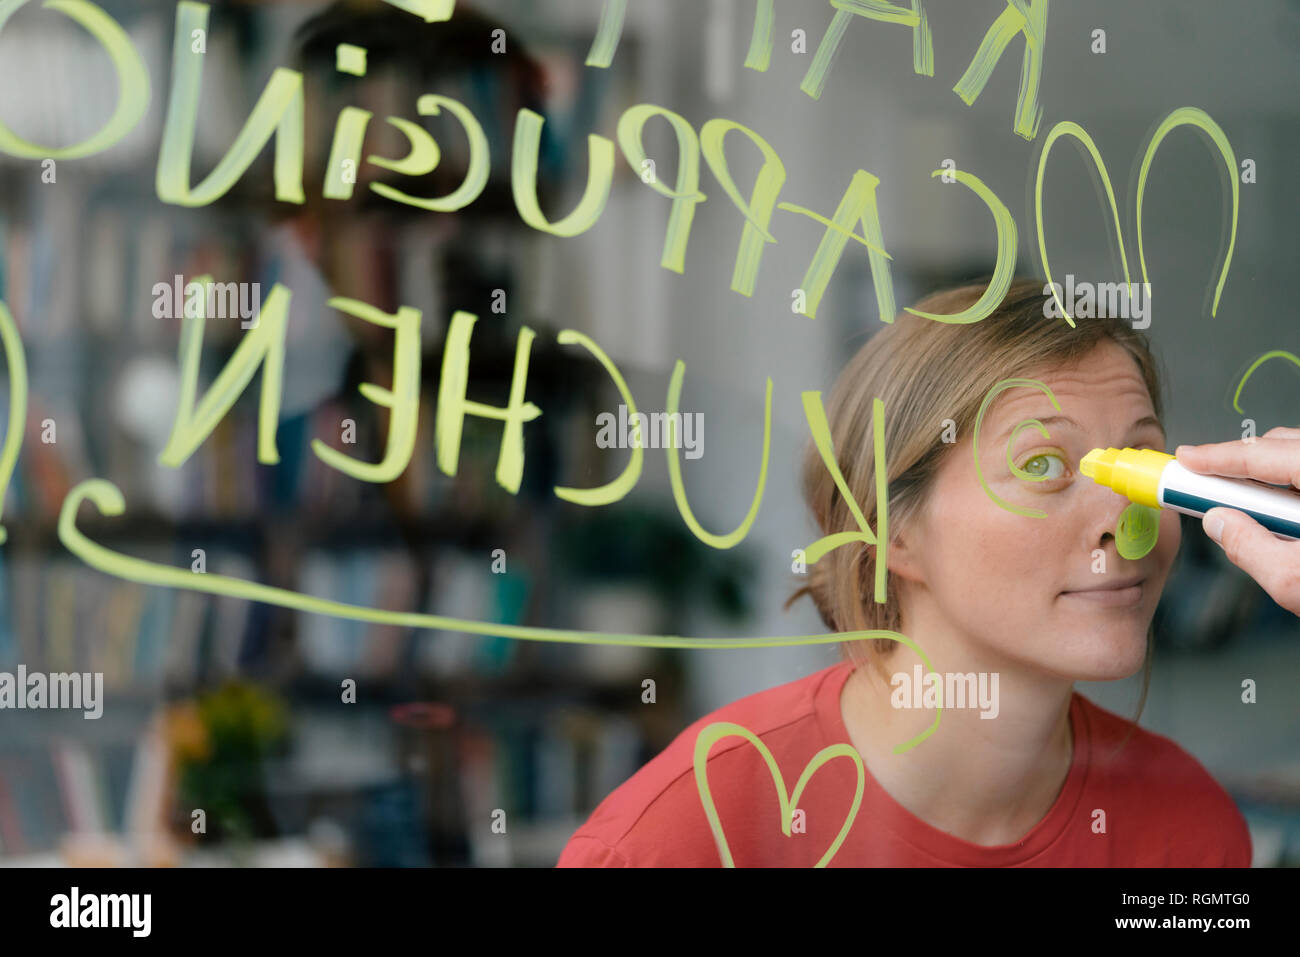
[1116,502,1160,560]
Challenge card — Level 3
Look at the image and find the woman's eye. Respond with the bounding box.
[1021,452,1067,480]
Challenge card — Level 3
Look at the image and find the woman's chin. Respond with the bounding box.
[1052,628,1150,682]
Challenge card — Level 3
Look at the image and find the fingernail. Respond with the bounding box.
[1205,514,1225,544]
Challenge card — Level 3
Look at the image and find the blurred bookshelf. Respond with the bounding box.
[0,0,1294,870]
[0,0,753,866]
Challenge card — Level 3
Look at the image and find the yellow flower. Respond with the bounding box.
[165,702,211,763]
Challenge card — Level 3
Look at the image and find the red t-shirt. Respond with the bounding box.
[557,661,1252,867]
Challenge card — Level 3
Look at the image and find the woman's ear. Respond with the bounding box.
[884,516,927,585]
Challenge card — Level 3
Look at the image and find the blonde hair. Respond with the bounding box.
[788,277,1164,708]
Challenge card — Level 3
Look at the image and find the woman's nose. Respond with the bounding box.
[1081,480,1133,550]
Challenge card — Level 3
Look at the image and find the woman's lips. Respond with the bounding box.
[1059,578,1146,606]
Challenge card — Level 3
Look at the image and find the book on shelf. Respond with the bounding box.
[454,706,648,866]
[0,723,172,858]
[0,548,258,692]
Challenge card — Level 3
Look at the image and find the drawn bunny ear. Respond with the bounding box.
[1134,107,1240,319]
[1033,122,1129,330]
[1033,107,1239,329]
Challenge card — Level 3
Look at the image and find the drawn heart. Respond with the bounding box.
[693,720,865,868]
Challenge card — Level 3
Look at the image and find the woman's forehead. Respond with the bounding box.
[970,374,1158,449]
[1005,347,1154,409]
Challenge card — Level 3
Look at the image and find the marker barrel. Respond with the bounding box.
[1158,460,1300,541]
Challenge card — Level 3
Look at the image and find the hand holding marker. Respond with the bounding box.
[1079,428,1300,616]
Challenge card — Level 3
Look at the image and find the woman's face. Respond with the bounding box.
[892,339,1181,682]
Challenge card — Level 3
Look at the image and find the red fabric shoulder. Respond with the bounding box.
[557,662,848,867]
[1071,694,1253,867]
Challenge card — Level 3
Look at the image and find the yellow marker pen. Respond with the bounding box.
[1080,447,1300,541]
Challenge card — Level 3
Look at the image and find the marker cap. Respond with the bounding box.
[1079,447,1173,508]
